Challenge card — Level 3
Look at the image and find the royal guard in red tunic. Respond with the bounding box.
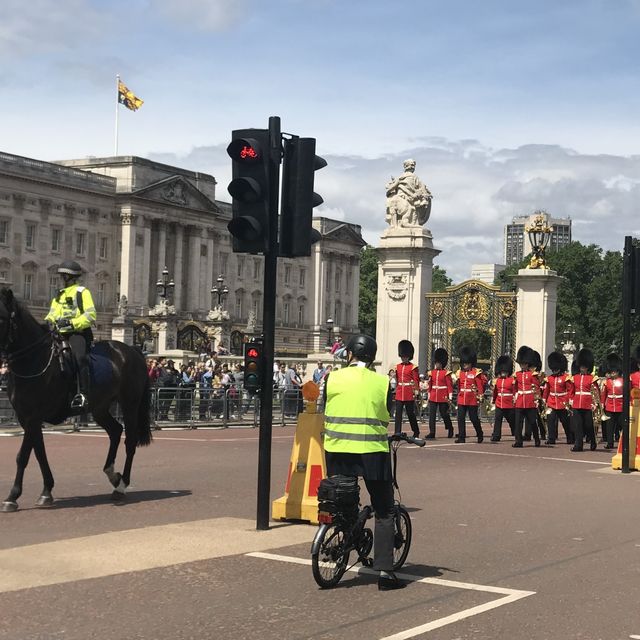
[543,351,574,445]
[426,347,454,439]
[513,346,541,448]
[631,346,640,391]
[490,355,515,441]
[454,346,484,443]
[394,340,420,437]
[601,353,624,449]
[570,348,599,452]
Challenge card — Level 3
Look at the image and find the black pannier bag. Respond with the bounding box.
[317,475,360,518]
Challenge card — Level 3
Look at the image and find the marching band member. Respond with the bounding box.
[394,340,420,438]
[454,346,484,444]
[601,353,624,449]
[513,346,541,448]
[531,350,547,442]
[491,355,515,442]
[543,351,574,445]
[570,348,599,452]
[426,348,454,439]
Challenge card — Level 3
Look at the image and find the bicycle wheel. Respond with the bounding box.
[392,506,412,571]
[312,524,351,588]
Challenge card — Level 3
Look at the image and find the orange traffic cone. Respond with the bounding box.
[612,388,640,470]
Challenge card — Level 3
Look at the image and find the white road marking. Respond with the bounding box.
[247,552,535,639]
[572,537,584,541]
[427,447,610,465]
[628,635,640,639]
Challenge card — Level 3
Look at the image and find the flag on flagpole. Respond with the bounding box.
[117,80,144,111]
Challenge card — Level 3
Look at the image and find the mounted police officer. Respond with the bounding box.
[322,334,405,591]
[45,260,96,410]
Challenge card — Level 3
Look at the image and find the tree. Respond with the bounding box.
[432,265,452,292]
[358,245,378,337]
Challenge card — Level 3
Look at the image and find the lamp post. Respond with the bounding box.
[156,266,175,303]
[525,212,552,269]
[325,317,334,349]
[210,275,229,309]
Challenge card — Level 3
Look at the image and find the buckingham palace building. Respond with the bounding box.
[0,151,365,357]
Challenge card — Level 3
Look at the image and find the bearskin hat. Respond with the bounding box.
[547,351,566,373]
[495,355,513,376]
[576,348,594,372]
[516,345,535,366]
[459,345,477,367]
[570,359,579,376]
[398,339,414,359]
[434,347,448,367]
[532,350,542,372]
[605,353,622,375]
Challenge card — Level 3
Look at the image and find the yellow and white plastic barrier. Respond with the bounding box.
[272,382,326,524]
[611,388,640,470]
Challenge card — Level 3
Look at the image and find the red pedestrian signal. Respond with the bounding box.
[244,341,263,395]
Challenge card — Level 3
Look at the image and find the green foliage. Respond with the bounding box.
[451,329,492,360]
[358,245,378,337]
[432,265,453,292]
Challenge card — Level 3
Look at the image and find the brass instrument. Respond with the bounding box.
[591,379,603,439]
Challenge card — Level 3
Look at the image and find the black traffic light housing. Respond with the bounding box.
[243,339,263,395]
[227,129,272,254]
[279,137,327,257]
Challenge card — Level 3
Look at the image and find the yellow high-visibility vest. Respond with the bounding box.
[45,284,96,333]
[324,365,390,454]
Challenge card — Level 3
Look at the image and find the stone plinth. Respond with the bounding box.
[513,268,564,370]
[376,227,441,374]
[111,316,134,345]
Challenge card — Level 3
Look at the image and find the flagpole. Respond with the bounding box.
[114,74,120,156]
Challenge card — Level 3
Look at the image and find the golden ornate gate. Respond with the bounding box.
[426,280,517,371]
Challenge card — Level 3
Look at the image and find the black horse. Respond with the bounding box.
[0,288,152,512]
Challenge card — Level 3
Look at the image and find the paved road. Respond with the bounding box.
[0,422,638,640]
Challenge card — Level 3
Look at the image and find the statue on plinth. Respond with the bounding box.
[385,159,433,228]
[115,294,128,319]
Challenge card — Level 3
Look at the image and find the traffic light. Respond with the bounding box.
[227,129,272,254]
[243,340,263,395]
[279,137,327,257]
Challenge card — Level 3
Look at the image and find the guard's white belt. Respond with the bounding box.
[498,392,513,396]
[459,388,477,393]
[574,391,591,395]
[397,382,415,386]
[519,390,534,394]
[609,394,622,399]
[549,392,567,396]
[432,385,448,389]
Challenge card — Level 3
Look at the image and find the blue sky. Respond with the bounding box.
[2,0,640,279]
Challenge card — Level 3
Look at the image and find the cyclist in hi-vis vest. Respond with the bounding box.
[322,334,405,591]
[45,260,97,410]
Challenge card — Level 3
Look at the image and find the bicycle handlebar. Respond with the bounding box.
[388,433,426,447]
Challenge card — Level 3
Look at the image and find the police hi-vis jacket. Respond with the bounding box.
[45,284,97,334]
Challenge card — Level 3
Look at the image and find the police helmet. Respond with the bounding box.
[346,334,377,363]
[58,260,83,277]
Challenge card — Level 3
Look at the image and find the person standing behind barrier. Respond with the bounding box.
[312,361,326,384]
[157,359,180,420]
[284,363,302,418]
[394,340,420,438]
[322,334,405,591]
[543,352,573,445]
[570,348,599,452]
[491,355,515,441]
[455,346,484,443]
[513,346,541,448]
[426,348,454,439]
[601,353,624,449]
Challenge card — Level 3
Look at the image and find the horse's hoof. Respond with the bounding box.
[108,472,122,489]
[1,501,19,513]
[36,495,54,508]
[111,490,126,501]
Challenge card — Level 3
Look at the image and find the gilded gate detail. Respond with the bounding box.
[426,280,517,370]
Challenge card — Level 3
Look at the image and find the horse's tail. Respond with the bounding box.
[136,374,153,447]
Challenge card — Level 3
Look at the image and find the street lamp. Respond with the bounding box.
[211,275,229,309]
[525,212,552,269]
[156,266,175,302]
[326,317,334,348]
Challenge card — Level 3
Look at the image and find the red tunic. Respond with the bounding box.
[456,368,484,407]
[631,371,640,390]
[514,370,540,409]
[395,362,419,401]
[601,376,624,413]
[571,374,597,410]
[492,376,515,409]
[427,369,453,403]
[543,374,573,410]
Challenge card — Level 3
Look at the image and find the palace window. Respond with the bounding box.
[25,223,36,249]
[51,228,61,253]
[299,268,306,287]
[284,265,291,285]
[75,231,86,257]
[99,236,108,260]
[0,220,9,245]
[23,273,33,300]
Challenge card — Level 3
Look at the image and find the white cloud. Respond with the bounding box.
[154,0,248,31]
[149,138,640,283]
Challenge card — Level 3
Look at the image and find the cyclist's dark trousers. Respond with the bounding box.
[491,407,515,440]
[457,405,482,440]
[604,411,622,446]
[394,400,419,437]
[428,401,453,436]
[363,478,395,572]
[547,409,572,443]
[69,331,91,397]
[571,409,594,450]
[515,408,539,445]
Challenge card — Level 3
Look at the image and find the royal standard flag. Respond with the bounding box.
[118,80,144,111]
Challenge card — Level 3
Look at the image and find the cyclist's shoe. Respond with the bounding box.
[378,572,406,591]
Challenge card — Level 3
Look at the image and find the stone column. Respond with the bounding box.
[157,222,167,278]
[513,268,564,371]
[375,227,441,374]
[173,224,184,310]
[119,208,136,302]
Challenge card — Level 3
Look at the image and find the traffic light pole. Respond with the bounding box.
[621,236,633,474]
[256,116,281,530]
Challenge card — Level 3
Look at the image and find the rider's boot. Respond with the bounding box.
[378,571,406,591]
[71,363,90,410]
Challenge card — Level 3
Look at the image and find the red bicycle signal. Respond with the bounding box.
[247,348,259,358]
